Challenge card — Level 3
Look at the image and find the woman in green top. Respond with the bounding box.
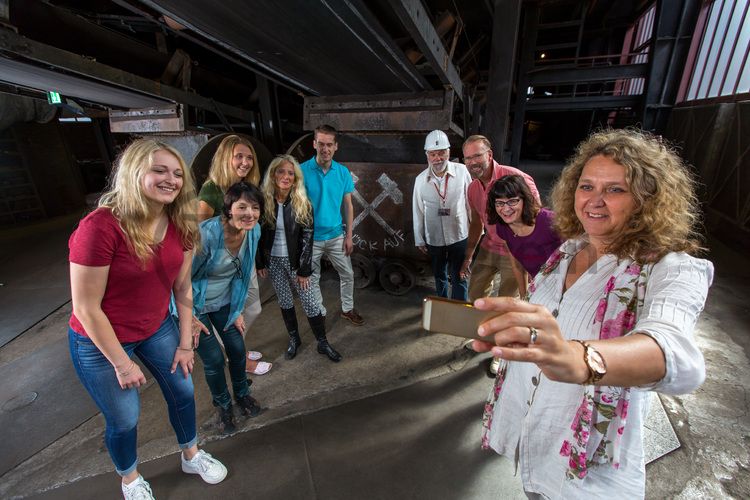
[198,135,269,375]
[198,135,261,219]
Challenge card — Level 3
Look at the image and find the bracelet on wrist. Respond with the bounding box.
[117,360,135,377]
[177,346,194,352]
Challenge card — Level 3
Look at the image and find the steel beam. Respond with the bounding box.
[484,0,522,162]
[510,3,539,165]
[0,27,253,121]
[0,56,168,109]
[642,0,702,132]
[387,0,464,99]
[257,76,281,153]
[524,95,641,111]
[528,63,649,85]
[109,105,185,133]
[304,90,456,132]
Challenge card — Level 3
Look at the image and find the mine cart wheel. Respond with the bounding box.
[351,253,377,289]
[378,259,416,296]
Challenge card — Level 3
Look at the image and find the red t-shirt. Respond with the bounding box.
[68,208,185,342]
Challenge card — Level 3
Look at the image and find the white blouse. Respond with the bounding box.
[487,244,713,499]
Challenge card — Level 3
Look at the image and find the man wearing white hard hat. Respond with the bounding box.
[412,130,472,300]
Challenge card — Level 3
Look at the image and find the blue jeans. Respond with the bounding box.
[427,238,468,301]
[195,304,250,409]
[68,316,197,476]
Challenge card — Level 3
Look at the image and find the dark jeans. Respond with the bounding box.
[68,316,197,476]
[427,238,468,301]
[195,304,250,409]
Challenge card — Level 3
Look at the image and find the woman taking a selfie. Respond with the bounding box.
[68,139,227,500]
[473,129,712,498]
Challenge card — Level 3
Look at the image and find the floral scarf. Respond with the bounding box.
[480,238,650,480]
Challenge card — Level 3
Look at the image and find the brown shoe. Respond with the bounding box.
[341,309,365,326]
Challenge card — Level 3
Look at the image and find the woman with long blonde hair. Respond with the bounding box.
[68,139,227,499]
[256,155,341,362]
[197,134,265,374]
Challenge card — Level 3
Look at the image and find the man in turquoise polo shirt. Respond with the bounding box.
[300,124,365,326]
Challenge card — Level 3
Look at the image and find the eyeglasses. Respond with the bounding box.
[226,250,242,279]
[463,150,489,162]
[494,198,521,208]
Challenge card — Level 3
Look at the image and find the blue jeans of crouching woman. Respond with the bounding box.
[194,303,250,410]
[68,315,198,476]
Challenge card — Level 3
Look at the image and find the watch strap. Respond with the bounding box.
[572,339,605,385]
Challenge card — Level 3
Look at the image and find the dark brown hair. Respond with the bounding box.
[222,182,264,220]
[314,124,338,142]
[486,175,539,226]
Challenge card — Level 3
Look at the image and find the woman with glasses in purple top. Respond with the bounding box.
[487,175,562,298]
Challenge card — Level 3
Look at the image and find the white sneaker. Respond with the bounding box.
[121,475,155,500]
[181,449,228,484]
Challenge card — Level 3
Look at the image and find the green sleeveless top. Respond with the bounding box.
[198,180,224,215]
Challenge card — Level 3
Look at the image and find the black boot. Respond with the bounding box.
[281,307,302,359]
[219,404,236,434]
[308,314,342,362]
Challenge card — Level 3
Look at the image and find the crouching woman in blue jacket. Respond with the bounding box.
[190,181,265,433]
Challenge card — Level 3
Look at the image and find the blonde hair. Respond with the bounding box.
[551,128,703,263]
[99,139,199,263]
[208,135,260,190]
[261,155,313,227]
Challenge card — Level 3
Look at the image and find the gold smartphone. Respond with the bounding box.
[421,296,498,340]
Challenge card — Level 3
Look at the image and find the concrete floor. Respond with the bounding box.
[1,208,749,499]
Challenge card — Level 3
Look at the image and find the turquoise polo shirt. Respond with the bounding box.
[300,157,354,241]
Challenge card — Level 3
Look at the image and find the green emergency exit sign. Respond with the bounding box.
[47,91,62,104]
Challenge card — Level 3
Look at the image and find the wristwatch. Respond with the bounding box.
[573,340,607,385]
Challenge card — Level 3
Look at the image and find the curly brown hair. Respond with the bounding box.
[550,128,703,263]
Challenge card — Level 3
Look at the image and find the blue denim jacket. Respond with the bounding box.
[172,216,260,331]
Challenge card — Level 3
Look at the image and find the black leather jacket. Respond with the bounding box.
[256,197,314,277]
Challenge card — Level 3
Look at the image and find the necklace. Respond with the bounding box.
[509,223,534,237]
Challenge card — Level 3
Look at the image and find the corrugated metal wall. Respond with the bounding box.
[664,101,750,248]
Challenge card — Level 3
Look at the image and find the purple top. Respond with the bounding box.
[495,208,562,277]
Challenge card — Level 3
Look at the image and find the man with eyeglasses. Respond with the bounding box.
[412,129,472,300]
[301,124,364,327]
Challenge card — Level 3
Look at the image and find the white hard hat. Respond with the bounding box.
[424,130,450,151]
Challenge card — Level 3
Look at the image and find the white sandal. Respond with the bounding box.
[246,361,272,375]
[247,351,263,361]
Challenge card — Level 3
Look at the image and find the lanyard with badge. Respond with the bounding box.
[431,173,451,216]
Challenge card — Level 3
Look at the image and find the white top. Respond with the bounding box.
[487,243,713,499]
[271,203,289,258]
[412,160,472,246]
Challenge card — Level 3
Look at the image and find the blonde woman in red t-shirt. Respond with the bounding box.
[68,139,228,499]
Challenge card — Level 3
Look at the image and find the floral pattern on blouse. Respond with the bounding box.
[481,241,650,480]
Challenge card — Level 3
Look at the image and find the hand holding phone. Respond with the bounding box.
[422,296,500,340]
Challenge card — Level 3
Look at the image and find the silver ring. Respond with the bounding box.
[529,326,538,344]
